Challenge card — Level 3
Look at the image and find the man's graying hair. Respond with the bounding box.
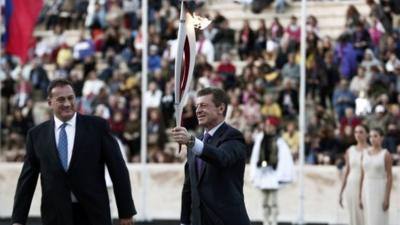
[47,79,74,98]
[197,87,230,116]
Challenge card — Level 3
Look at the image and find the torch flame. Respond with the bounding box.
[187,13,211,30]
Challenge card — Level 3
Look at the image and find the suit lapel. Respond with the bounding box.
[197,123,228,184]
[68,114,84,172]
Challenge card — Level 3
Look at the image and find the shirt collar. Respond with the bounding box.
[54,113,77,129]
[205,121,225,137]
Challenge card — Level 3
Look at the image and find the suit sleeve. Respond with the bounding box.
[100,119,137,218]
[11,131,40,225]
[180,161,191,224]
[200,130,246,168]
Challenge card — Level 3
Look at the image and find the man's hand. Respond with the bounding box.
[172,127,191,145]
[119,217,134,225]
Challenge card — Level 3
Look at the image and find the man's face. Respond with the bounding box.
[48,85,76,122]
[195,94,224,130]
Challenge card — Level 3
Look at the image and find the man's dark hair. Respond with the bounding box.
[47,79,74,98]
[197,87,230,116]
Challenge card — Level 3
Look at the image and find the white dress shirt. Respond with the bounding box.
[191,121,225,155]
[54,113,77,167]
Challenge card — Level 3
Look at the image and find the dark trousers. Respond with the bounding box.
[72,203,92,225]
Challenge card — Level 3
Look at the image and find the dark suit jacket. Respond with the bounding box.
[11,114,136,225]
[181,123,250,225]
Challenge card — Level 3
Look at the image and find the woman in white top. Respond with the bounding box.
[360,127,393,225]
[339,125,369,225]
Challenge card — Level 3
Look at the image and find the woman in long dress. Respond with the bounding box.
[360,127,393,225]
[339,125,369,225]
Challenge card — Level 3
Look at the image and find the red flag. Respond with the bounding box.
[5,0,43,63]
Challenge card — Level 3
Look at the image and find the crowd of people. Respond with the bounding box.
[0,0,399,167]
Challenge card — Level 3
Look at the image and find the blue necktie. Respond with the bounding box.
[196,133,211,177]
[58,123,68,171]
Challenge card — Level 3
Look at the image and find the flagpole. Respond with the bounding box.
[140,0,149,221]
[297,0,307,224]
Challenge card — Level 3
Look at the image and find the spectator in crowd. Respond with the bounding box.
[367,0,393,33]
[238,20,256,60]
[254,19,268,53]
[216,53,237,90]
[282,121,299,161]
[148,45,162,73]
[82,70,106,97]
[243,94,262,128]
[269,17,284,42]
[261,94,282,119]
[277,79,299,117]
[360,49,382,78]
[339,107,362,135]
[369,17,385,51]
[144,81,163,109]
[352,22,371,62]
[334,34,358,80]
[368,65,391,97]
[123,110,141,162]
[275,0,288,14]
[365,104,390,131]
[196,32,215,64]
[1,73,16,115]
[355,91,372,117]
[345,4,361,32]
[281,52,300,85]
[213,20,236,60]
[285,16,301,50]
[147,108,167,162]
[350,66,370,95]
[333,79,356,121]
[30,58,50,99]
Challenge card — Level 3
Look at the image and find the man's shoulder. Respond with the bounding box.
[76,114,110,131]
[221,123,243,138]
[78,114,107,124]
[29,120,52,134]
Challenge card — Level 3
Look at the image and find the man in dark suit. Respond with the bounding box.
[172,87,250,225]
[11,79,136,225]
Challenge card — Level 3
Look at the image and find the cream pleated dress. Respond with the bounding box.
[362,149,388,225]
[344,146,365,225]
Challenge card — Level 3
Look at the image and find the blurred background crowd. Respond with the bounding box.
[0,0,399,167]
